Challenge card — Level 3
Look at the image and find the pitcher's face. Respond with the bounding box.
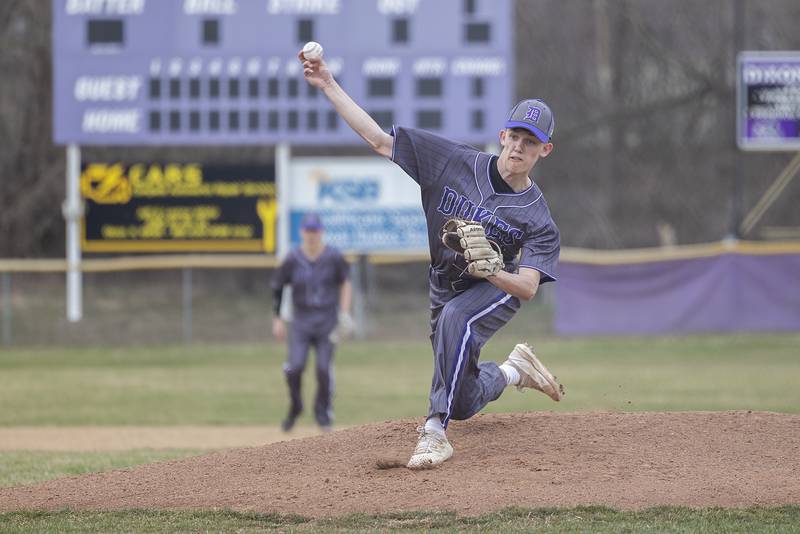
[499,128,553,174]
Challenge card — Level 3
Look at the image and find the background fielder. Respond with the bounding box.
[299,46,564,469]
[272,213,353,432]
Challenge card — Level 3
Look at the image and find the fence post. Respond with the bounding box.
[182,268,192,344]
[353,255,368,339]
[1,272,11,347]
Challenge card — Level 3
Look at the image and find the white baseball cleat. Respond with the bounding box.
[504,343,565,401]
[407,428,453,470]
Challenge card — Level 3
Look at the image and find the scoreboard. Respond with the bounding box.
[53,0,513,146]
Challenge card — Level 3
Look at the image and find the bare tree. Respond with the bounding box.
[517,0,800,247]
[0,0,64,257]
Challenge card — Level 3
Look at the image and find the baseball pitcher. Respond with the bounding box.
[299,47,564,469]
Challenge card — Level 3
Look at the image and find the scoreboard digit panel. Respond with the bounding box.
[53,0,513,145]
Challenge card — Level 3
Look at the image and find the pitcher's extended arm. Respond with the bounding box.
[298,51,393,158]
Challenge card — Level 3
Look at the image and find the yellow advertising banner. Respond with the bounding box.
[81,163,277,253]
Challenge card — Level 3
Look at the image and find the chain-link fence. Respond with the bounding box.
[0,260,555,348]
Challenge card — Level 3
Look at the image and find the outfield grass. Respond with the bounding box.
[0,333,798,427]
[1,506,799,533]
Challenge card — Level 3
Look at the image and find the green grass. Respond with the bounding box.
[0,450,207,488]
[0,334,798,427]
[0,506,798,533]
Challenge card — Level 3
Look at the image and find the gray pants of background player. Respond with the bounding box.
[427,269,521,428]
[284,313,338,426]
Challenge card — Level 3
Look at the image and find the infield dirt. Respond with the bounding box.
[1,411,798,516]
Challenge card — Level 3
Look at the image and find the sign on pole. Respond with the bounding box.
[738,51,800,151]
[81,163,277,253]
[287,157,427,254]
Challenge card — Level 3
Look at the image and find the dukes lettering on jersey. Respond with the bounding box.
[436,185,524,248]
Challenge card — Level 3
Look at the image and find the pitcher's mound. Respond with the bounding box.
[1,412,798,517]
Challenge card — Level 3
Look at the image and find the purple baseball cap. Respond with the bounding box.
[505,99,555,143]
[300,213,323,231]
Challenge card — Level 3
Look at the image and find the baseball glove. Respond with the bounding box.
[441,218,503,278]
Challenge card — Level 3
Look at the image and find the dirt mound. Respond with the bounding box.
[1,412,798,516]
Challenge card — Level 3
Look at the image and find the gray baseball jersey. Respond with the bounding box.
[390,126,560,427]
[391,127,560,284]
[271,245,349,427]
[272,245,350,327]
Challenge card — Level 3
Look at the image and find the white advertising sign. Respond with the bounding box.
[288,157,428,253]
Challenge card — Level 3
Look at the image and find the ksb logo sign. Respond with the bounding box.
[318,179,380,203]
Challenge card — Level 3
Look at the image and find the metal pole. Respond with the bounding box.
[365,255,376,313]
[730,0,746,239]
[64,144,83,322]
[276,143,291,259]
[353,255,368,339]
[182,267,192,344]
[740,152,800,237]
[275,143,293,321]
[1,272,11,347]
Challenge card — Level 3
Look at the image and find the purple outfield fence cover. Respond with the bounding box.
[554,244,800,335]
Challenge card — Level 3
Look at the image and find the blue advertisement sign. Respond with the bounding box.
[52,0,513,146]
[289,209,427,252]
[287,157,427,254]
[738,51,800,151]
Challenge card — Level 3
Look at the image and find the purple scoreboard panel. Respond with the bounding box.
[738,51,800,151]
[53,0,513,146]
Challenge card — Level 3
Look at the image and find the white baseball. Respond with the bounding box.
[302,41,323,61]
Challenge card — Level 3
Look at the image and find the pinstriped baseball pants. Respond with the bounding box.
[427,269,521,427]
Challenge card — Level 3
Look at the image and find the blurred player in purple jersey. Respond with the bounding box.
[272,213,353,432]
[299,48,564,469]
